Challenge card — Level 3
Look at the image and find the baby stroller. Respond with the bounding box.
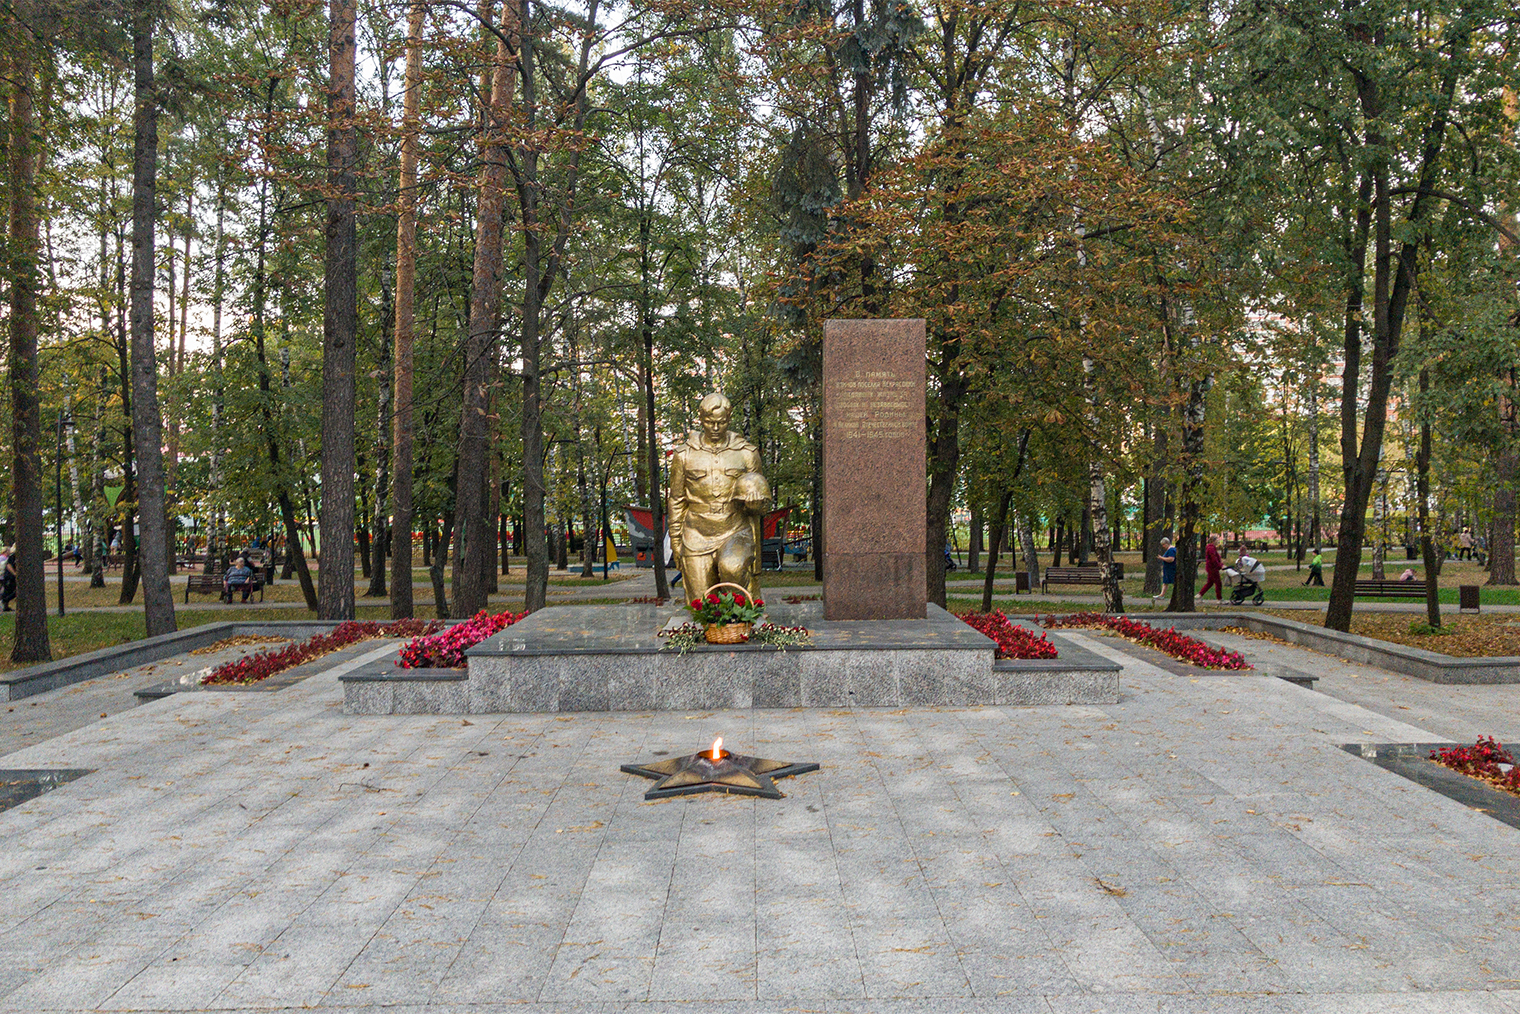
[1224,554,1267,605]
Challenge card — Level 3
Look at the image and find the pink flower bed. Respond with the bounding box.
[204,618,444,686]
[1430,737,1520,796]
[1041,612,1251,670]
[955,610,1059,659]
[396,609,527,669]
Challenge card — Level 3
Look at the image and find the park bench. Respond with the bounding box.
[1041,563,1125,594]
[184,572,265,603]
[1353,578,1427,600]
[1353,578,1427,599]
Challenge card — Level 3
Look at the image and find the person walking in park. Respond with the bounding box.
[1,546,15,612]
[1199,534,1224,601]
[1304,549,1325,586]
[1459,528,1473,560]
[1153,537,1176,605]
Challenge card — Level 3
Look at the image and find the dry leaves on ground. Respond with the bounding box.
[1262,610,1520,658]
[190,636,290,655]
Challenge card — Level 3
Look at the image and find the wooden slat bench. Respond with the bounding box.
[1041,563,1125,594]
[1353,579,1426,599]
[185,573,265,603]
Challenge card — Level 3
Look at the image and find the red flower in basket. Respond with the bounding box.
[688,587,765,626]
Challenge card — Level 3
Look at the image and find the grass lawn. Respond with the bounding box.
[0,610,232,675]
[946,597,1106,616]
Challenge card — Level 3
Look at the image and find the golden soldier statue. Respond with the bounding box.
[668,393,770,603]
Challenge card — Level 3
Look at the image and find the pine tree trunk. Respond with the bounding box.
[389,0,424,619]
[454,20,514,616]
[319,0,358,620]
[7,38,51,661]
[128,5,176,637]
[206,173,228,576]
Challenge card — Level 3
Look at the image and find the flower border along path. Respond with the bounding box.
[1430,736,1520,798]
[204,618,446,686]
[397,610,527,669]
[954,610,1058,660]
[1041,612,1251,670]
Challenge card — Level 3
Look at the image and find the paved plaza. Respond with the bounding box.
[0,629,1518,1013]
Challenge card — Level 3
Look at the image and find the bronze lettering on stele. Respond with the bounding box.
[832,369,917,440]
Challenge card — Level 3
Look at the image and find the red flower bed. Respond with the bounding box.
[1041,612,1251,670]
[1430,737,1520,797]
[955,610,1059,659]
[396,609,527,669]
[204,617,444,686]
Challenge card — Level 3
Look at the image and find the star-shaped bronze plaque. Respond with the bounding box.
[621,747,819,800]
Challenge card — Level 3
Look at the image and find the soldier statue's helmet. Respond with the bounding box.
[732,471,770,505]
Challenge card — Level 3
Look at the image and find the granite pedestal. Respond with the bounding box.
[341,602,1119,714]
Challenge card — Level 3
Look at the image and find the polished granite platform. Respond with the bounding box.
[341,602,1119,714]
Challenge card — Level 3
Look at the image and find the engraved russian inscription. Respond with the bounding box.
[831,369,918,440]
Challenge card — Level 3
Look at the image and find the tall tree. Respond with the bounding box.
[453,10,515,617]
[389,0,426,619]
[128,0,175,637]
[319,0,358,620]
[7,29,52,661]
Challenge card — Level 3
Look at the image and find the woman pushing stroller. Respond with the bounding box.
[1223,544,1267,605]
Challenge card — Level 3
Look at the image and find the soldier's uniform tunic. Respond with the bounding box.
[668,430,768,602]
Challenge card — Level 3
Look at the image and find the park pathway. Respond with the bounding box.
[0,619,1516,1011]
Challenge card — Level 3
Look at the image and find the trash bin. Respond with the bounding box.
[1459,585,1480,613]
[1015,571,1030,594]
[1405,546,1419,560]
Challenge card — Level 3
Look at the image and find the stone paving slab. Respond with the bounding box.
[0,634,1518,1012]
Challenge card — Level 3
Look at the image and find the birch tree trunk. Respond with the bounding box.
[1083,356,1122,613]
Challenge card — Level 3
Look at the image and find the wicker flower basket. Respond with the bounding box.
[705,622,752,644]
[700,582,757,643]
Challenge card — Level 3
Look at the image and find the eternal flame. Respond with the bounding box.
[667,392,770,604]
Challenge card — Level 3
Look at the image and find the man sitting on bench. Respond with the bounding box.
[224,556,255,603]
